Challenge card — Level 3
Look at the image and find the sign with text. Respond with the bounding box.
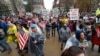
[96,18,100,23]
[69,9,79,20]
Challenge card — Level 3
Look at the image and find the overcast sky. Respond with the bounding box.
[44,0,54,10]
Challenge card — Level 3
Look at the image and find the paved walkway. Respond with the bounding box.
[0,34,100,56]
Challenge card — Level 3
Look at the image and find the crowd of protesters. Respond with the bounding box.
[0,13,46,56]
[45,4,100,56]
[46,12,99,56]
[0,4,100,56]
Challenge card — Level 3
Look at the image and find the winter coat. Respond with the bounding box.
[46,22,52,30]
[91,27,100,46]
[83,27,92,41]
[7,24,17,43]
[59,27,71,42]
[29,31,45,53]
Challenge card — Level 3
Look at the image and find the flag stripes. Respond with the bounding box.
[18,32,29,50]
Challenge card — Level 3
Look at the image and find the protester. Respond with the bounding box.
[29,23,43,35]
[0,17,8,35]
[73,20,77,31]
[59,24,71,50]
[38,20,46,33]
[27,20,32,29]
[64,30,88,56]
[83,22,92,41]
[7,21,17,43]
[0,28,11,53]
[15,21,29,56]
[91,23,100,53]
[51,17,57,37]
[46,20,52,39]
[61,46,85,56]
[60,15,68,26]
[68,20,74,32]
[76,19,84,31]
[91,3,100,53]
[57,16,63,41]
[29,24,45,56]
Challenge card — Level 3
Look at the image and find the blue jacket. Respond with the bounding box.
[0,21,7,31]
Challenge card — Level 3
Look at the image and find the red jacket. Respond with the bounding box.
[91,27,100,46]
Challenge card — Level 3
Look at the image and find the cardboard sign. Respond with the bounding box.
[70,9,79,20]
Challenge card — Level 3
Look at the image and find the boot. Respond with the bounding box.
[98,46,100,53]
[91,44,94,51]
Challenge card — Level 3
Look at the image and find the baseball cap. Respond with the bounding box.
[30,24,37,28]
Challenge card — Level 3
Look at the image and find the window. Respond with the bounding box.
[33,0,42,3]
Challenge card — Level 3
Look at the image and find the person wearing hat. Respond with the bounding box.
[28,24,45,56]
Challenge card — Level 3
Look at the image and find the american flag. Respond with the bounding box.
[18,32,29,50]
[38,22,46,29]
[32,17,39,23]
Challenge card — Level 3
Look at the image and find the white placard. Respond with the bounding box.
[96,18,100,23]
[70,9,79,20]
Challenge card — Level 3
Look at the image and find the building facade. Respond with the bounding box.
[28,0,44,14]
[0,0,11,15]
[53,0,74,8]
[53,0,74,15]
[0,0,25,15]
[10,0,25,14]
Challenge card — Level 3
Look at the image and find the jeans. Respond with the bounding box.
[52,28,56,37]
[0,38,11,52]
[46,29,50,39]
